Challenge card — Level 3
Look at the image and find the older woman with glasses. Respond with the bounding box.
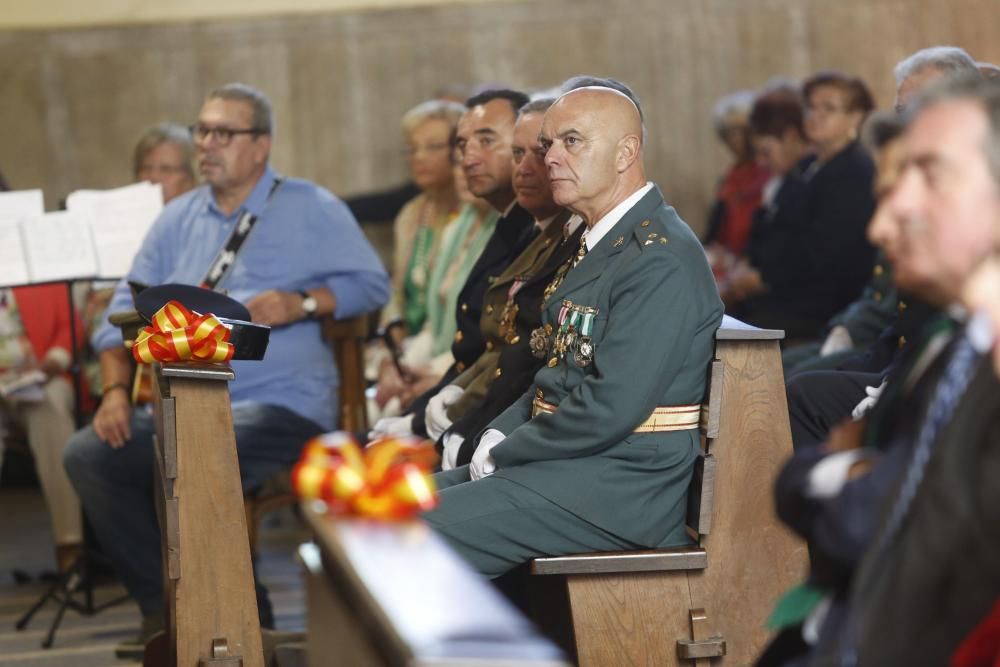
[134,123,197,203]
[727,73,878,340]
[369,100,465,418]
[381,100,464,335]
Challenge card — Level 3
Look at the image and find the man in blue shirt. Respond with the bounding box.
[63,83,389,648]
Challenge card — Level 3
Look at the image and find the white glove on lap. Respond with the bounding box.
[851,380,886,421]
[425,384,464,440]
[470,428,505,481]
[820,325,853,357]
[368,414,415,442]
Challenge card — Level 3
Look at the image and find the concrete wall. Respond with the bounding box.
[2,0,998,230]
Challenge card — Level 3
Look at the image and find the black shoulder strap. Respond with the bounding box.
[200,176,285,290]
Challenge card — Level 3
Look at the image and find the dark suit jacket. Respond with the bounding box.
[408,202,535,434]
[742,142,877,339]
[815,356,1000,666]
[450,217,586,464]
[775,319,955,589]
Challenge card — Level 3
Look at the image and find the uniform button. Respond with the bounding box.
[898,300,908,312]
[486,340,494,351]
[874,265,884,276]
[454,331,463,343]
[456,362,466,372]
[898,336,907,348]
[486,304,494,314]
[461,303,468,313]
[873,291,882,302]
[495,368,503,378]
[641,220,650,227]
[535,388,544,399]
[488,275,497,285]
[510,335,520,344]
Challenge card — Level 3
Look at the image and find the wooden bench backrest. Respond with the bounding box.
[321,314,370,436]
[687,358,724,538]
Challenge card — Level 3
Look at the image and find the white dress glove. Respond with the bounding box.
[440,432,465,471]
[425,384,464,440]
[368,413,415,442]
[820,325,853,357]
[851,379,886,420]
[470,428,505,481]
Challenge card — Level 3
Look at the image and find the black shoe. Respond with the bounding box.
[114,613,164,660]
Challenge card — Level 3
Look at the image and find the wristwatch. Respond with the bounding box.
[298,290,318,319]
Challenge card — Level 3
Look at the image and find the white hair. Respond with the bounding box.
[894,46,979,86]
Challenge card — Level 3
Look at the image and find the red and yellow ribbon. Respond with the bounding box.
[292,432,438,520]
[132,300,234,365]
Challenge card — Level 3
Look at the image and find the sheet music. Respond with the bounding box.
[0,220,30,286]
[0,189,44,221]
[0,189,44,287]
[67,182,163,279]
[20,210,99,283]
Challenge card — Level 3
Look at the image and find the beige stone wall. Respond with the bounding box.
[2,0,998,231]
[0,0,499,29]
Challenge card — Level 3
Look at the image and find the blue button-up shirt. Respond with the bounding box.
[93,166,389,430]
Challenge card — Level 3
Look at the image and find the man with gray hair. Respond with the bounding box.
[813,74,1000,667]
[893,45,979,112]
[64,82,389,653]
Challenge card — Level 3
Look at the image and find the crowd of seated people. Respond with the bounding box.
[0,37,997,666]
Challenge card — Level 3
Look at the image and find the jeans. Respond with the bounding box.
[63,401,325,622]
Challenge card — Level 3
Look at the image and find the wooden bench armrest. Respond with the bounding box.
[530,546,706,576]
[109,309,145,343]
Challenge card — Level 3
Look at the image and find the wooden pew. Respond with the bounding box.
[152,362,264,666]
[526,315,807,666]
[300,503,570,667]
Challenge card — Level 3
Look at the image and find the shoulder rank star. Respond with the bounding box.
[613,236,624,248]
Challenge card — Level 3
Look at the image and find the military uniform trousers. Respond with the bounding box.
[426,465,640,578]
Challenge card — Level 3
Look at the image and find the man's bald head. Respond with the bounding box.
[539,85,647,225]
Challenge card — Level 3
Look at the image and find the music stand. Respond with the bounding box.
[11,278,129,648]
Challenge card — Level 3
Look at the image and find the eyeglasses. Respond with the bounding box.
[403,142,451,158]
[138,163,188,177]
[806,102,849,116]
[189,124,265,146]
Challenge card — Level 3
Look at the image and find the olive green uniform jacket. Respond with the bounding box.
[487,186,724,547]
[447,209,578,420]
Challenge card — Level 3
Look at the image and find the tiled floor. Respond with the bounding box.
[0,487,307,666]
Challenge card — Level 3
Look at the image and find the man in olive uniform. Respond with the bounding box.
[423,85,724,577]
[423,98,585,466]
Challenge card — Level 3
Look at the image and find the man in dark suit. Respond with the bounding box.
[423,84,723,577]
[811,74,1000,667]
[422,97,585,466]
[761,75,1000,667]
[371,89,535,438]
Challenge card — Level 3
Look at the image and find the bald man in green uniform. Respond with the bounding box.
[424,84,724,577]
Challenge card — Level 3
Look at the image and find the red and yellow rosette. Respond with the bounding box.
[132,300,234,365]
[291,432,438,520]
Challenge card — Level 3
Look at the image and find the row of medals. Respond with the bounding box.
[529,241,598,368]
[529,298,597,368]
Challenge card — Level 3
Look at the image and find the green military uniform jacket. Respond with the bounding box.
[487,186,724,547]
[447,209,576,420]
[827,252,898,344]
